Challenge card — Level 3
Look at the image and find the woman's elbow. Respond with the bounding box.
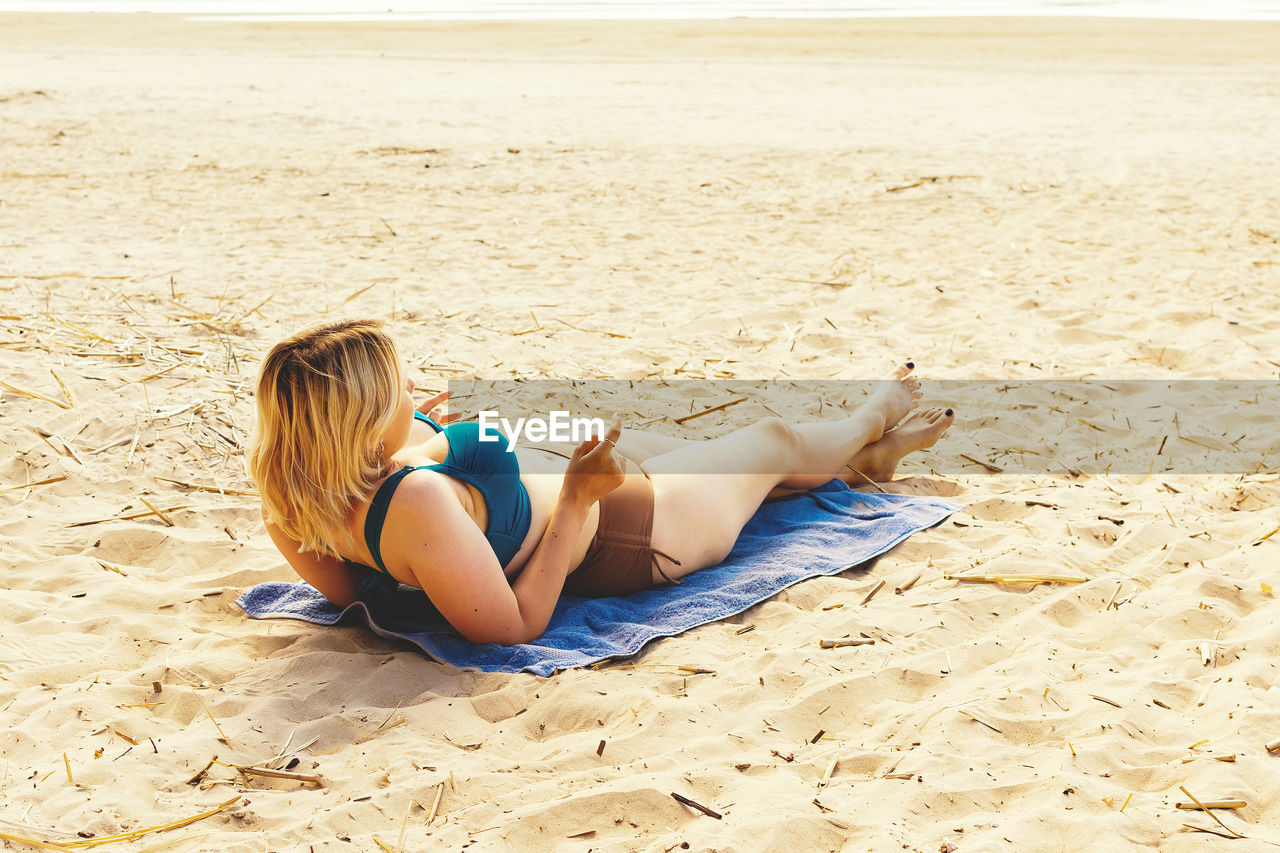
[460,618,540,647]
[322,588,358,610]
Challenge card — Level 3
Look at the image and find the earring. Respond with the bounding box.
[376,442,384,462]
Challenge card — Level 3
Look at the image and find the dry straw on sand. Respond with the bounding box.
[3,12,1280,851]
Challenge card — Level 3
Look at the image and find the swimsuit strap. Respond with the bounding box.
[355,413,445,593]
[363,466,414,577]
[650,549,683,584]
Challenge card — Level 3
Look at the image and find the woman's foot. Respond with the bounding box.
[863,362,922,439]
[842,407,954,486]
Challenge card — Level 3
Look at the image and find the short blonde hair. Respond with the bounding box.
[247,319,403,554]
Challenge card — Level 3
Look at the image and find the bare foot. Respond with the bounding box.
[863,362,921,438]
[842,407,954,486]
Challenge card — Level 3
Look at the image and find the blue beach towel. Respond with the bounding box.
[237,481,959,676]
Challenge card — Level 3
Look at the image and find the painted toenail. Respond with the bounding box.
[906,361,914,369]
[945,408,953,416]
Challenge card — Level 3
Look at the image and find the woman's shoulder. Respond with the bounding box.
[339,467,446,546]
[377,468,504,576]
[374,467,470,534]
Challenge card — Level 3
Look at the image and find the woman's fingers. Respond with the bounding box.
[600,413,622,446]
[416,388,466,424]
[415,389,450,415]
[574,414,624,464]
[564,415,626,501]
[587,414,623,457]
[598,415,626,479]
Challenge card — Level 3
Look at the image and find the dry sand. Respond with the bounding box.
[2,13,1280,852]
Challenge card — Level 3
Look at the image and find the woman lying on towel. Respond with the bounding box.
[247,319,953,645]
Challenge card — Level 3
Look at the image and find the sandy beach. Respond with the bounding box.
[2,12,1280,851]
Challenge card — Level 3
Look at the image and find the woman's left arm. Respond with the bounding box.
[263,512,362,608]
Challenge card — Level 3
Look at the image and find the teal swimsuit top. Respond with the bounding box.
[356,411,531,596]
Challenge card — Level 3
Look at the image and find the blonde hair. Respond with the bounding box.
[247,319,403,554]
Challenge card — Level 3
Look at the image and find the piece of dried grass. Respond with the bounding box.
[859,579,885,606]
[194,693,231,746]
[0,797,241,849]
[819,638,874,649]
[154,477,257,497]
[1178,786,1245,838]
[0,379,71,409]
[69,504,194,528]
[0,476,66,495]
[232,765,322,786]
[944,572,1086,585]
[1176,800,1246,811]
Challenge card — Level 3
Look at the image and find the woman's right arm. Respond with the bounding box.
[393,418,625,645]
[384,477,586,645]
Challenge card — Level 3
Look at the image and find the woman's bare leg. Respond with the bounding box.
[616,406,954,494]
[645,365,921,579]
[610,428,690,463]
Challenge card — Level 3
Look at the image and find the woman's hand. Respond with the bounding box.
[561,414,625,507]
[416,389,464,425]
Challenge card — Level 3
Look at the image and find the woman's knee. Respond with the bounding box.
[748,416,799,449]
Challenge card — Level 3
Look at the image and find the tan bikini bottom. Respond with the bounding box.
[529,444,681,597]
[563,460,681,597]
